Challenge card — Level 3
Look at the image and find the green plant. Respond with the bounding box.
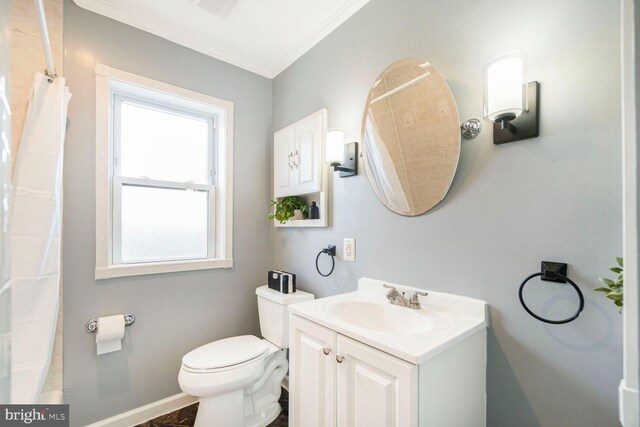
[594,257,623,310]
[268,196,309,224]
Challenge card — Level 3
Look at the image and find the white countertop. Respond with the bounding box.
[288,277,489,365]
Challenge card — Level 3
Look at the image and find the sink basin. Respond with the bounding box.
[325,300,433,334]
[288,277,488,364]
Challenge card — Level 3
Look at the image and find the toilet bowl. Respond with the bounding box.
[178,286,314,427]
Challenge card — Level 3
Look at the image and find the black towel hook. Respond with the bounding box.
[519,261,584,324]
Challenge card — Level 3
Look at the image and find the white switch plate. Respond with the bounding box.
[343,238,355,262]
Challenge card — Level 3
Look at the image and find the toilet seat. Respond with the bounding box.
[181,335,268,373]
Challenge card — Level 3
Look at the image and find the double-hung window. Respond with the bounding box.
[95,65,233,279]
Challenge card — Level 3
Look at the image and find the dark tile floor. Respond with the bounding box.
[135,388,288,427]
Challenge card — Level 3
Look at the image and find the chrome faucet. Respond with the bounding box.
[383,284,428,309]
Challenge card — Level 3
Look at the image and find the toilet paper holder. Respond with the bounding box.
[85,314,135,333]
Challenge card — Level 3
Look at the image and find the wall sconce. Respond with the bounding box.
[325,129,358,177]
[483,53,539,144]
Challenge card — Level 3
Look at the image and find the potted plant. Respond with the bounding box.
[594,257,623,311]
[268,196,309,224]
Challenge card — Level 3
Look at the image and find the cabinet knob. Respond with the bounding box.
[323,346,331,355]
[336,354,344,363]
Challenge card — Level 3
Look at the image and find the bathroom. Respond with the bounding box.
[0,0,636,426]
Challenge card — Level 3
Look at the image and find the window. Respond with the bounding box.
[95,65,233,279]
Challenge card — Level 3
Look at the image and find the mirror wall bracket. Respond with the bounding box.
[330,142,358,177]
[493,81,540,145]
[461,118,483,139]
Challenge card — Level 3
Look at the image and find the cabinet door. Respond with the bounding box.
[289,315,337,427]
[293,110,324,195]
[336,335,417,427]
[274,126,295,197]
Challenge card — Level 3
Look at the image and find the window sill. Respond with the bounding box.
[95,258,233,280]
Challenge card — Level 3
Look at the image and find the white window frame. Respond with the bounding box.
[95,64,233,279]
[111,95,216,264]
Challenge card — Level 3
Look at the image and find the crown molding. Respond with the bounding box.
[73,0,273,77]
[73,0,370,79]
[269,0,370,77]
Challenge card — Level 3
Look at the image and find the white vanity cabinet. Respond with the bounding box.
[289,315,417,427]
[273,109,326,198]
[288,279,487,426]
[289,315,337,427]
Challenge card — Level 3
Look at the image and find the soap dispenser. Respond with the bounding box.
[309,201,319,219]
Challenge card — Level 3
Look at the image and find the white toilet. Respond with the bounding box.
[178,285,314,427]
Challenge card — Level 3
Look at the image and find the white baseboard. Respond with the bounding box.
[86,392,198,427]
[619,380,639,427]
[86,378,288,426]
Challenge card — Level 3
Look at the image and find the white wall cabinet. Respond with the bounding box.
[289,316,417,427]
[289,314,486,427]
[274,126,296,197]
[273,109,326,198]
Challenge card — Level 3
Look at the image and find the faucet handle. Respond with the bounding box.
[383,284,404,296]
[409,291,428,304]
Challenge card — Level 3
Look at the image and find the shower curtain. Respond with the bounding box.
[10,73,70,403]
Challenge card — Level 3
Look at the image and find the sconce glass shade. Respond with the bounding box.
[326,129,345,164]
[483,53,527,122]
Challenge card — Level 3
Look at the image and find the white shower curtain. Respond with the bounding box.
[10,73,70,403]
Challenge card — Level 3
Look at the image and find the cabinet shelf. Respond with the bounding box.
[271,191,328,228]
[274,218,327,228]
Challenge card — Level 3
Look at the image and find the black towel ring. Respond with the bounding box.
[518,262,584,325]
[316,245,336,277]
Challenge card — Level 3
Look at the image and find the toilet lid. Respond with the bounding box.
[182,335,268,370]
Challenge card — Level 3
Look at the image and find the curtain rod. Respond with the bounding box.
[34,0,56,79]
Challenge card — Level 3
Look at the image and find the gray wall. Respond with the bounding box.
[62,1,272,425]
[271,0,623,426]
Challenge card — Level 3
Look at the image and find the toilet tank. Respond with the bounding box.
[256,285,314,348]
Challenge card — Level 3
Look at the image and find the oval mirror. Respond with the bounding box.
[361,59,460,216]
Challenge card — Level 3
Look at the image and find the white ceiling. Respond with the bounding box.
[73,0,370,78]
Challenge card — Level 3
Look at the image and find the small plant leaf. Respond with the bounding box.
[594,257,624,310]
[268,196,310,224]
